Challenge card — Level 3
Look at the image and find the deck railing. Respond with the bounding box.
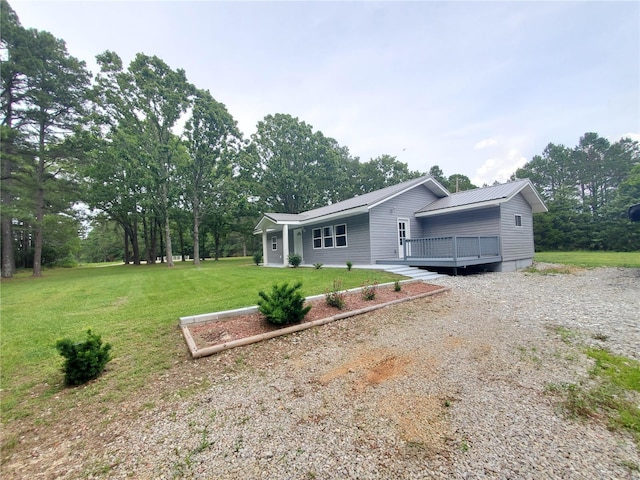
[404,236,500,260]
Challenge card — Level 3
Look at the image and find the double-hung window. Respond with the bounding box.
[323,226,334,248]
[271,236,278,250]
[335,224,347,247]
[515,214,522,227]
[312,228,322,249]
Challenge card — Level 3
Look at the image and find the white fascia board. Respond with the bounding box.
[300,206,369,226]
[415,199,502,217]
[503,182,548,214]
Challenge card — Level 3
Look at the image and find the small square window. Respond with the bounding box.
[515,215,522,227]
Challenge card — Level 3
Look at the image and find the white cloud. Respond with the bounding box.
[474,137,499,150]
[473,148,527,186]
[620,132,640,142]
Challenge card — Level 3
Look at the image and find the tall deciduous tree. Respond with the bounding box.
[91,51,194,266]
[183,89,241,266]
[250,113,352,213]
[356,154,423,194]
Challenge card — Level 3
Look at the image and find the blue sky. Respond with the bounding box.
[10,0,640,186]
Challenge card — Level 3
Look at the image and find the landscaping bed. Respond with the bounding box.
[184,281,447,356]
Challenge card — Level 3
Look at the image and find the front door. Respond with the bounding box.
[293,228,303,261]
[397,218,410,259]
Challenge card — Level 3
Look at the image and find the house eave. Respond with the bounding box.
[415,200,501,217]
[254,206,369,234]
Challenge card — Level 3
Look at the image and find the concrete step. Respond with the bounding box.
[380,265,443,280]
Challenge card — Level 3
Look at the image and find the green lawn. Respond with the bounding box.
[0,258,400,422]
[535,251,640,268]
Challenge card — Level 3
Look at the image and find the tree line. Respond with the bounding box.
[1,1,637,278]
[0,1,478,277]
[512,133,639,251]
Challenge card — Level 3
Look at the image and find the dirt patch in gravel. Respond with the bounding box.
[188,281,444,350]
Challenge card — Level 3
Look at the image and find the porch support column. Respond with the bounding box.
[262,230,268,266]
[282,224,289,267]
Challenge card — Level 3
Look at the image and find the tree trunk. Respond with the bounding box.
[214,232,221,261]
[32,122,46,277]
[162,183,174,267]
[124,228,130,264]
[1,143,15,277]
[193,200,200,267]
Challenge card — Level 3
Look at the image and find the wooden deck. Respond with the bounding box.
[377,235,502,269]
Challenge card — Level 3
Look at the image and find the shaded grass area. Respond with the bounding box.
[0,258,400,423]
[534,251,640,268]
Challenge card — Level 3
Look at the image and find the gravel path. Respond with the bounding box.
[6,266,640,479]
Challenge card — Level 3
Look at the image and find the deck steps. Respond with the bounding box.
[379,265,443,281]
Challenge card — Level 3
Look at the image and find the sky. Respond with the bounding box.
[8,0,640,186]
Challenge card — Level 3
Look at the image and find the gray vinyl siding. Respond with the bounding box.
[301,213,371,265]
[266,231,284,265]
[500,193,534,261]
[369,184,439,261]
[422,206,500,237]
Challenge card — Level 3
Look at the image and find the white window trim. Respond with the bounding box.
[312,224,349,249]
[323,226,334,248]
[515,214,523,227]
[271,236,278,250]
[335,223,347,248]
[312,228,322,249]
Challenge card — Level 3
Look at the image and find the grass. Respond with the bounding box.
[549,348,640,442]
[534,251,640,268]
[0,257,400,423]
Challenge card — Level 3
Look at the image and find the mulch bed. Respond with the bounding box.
[188,281,444,350]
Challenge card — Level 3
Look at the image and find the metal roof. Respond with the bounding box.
[415,179,547,216]
[255,175,449,232]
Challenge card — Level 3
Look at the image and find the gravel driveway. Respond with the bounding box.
[6,266,640,479]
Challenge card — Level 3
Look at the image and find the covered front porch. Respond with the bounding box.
[377,235,502,269]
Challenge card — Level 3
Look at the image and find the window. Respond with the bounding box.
[271,236,278,250]
[323,226,334,248]
[335,224,347,247]
[515,214,522,227]
[312,228,322,249]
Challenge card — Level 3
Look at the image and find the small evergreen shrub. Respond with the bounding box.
[313,263,323,270]
[257,281,311,325]
[361,280,378,301]
[55,329,112,386]
[288,253,302,268]
[325,279,346,310]
[346,261,353,271]
[394,280,401,292]
[253,251,263,266]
